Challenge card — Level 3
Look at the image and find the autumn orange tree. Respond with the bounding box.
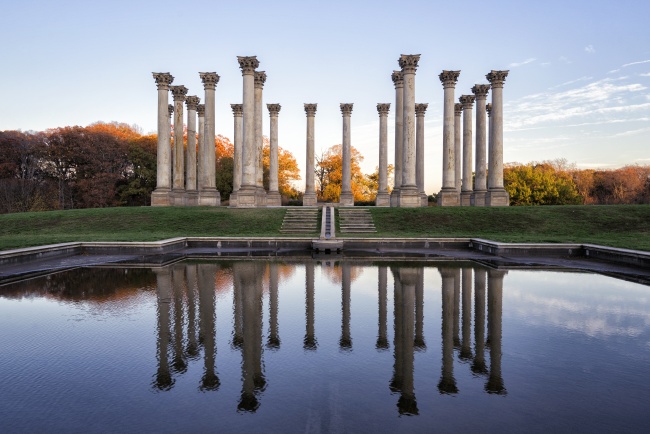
[262,137,301,198]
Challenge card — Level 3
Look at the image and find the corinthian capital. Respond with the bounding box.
[267,104,281,115]
[439,70,461,88]
[254,71,267,88]
[340,103,353,116]
[197,104,205,116]
[185,95,200,111]
[237,56,259,75]
[304,103,317,116]
[170,85,188,101]
[168,104,174,117]
[486,70,509,88]
[391,70,404,88]
[454,103,462,116]
[199,72,220,90]
[231,104,243,116]
[152,72,174,90]
[459,95,475,109]
[415,103,428,116]
[471,84,490,98]
[486,103,492,116]
[377,103,391,116]
[399,54,421,74]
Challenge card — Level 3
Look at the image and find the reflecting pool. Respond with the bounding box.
[1,261,650,433]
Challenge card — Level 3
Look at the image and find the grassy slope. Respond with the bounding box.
[0,205,648,252]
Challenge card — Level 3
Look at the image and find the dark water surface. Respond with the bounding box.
[1,260,649,433]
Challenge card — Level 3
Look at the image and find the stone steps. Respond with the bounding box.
[280,208,320,234]
[338,208,377,233]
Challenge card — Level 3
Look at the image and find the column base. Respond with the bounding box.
[486,189,510,206]
[375,191,390,207]
[256,187,267,207]
[472,190,487,207]
[198,188,221,206]
[184,191,199,206]
[437,188,460,206]
[303,192,317,207]
[171,189,186,206]
[266,191,282,207]
[229,191,238,207]
[399,186,421,207]
[339,191,354,207]
[390,189,400,207]
[151,189,172,206]
[460,191,473,206]
[420,192,428,207]
[233,186,257,208]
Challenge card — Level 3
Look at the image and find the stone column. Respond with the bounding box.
[185,95,200,206]
[170,85,188,204]
[303,104,318,206]
[415,103,428,207]
[454,103,462,194]
[376,103,391,206]
[460,94,476,206]
[339,103,354,206]
[486,70,510,206]
[390,71,404,207]
[197,104,205,202]
[266,104,282,206]
[198,72,221,206]
[398,54,421,207]
[151,72,174,206]
[254,71,267,206]
[230,104,243,206]
[471,84,490,206]
[438,70,461,206]
[235,56,260,207]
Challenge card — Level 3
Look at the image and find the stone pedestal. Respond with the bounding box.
[460,94,475,207]
[415,103,428,207]
[199,72,221,206]
[151,72,174,206]
[303,104,318,207]
[398,54,421,208]
[390,71,404,207]
[438,70,461,206]
[254,71,267,206]
[471,84,489,207]
[339,103,354,207]
[486,70,510,207]
[235,57,260,208]
[376,103,391,207]
[267,103,282,206]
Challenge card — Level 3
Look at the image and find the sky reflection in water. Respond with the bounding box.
[0,261,649,433]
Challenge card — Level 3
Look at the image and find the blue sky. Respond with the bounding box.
[1,0,649,192]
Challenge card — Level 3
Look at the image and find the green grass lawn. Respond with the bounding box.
[0,205,648,252]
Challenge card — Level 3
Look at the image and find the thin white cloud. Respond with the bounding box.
[549,76,593,89]
[585,45,595,54]
[608,69,621,74]
[622,59,650,68]
[611,126,650,137]
[640,73,650,77]
[559,56,572,64]
[508,57,536,68]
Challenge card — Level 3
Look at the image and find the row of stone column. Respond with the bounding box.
[151,72,220,206]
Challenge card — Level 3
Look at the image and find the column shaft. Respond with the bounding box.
[438,70,461,206]
[235,57,259,207]
[398,54,421,207]
[199,72,220,206]
[267,104,282,206]
[197,104,205,200]
[460,95,475,206]
[303,104,317,206]
[152,72,173,206]
[486,70,510,206]
[230,104,243,206]
[254,71,267,206]
[185,96,200,206]
[415,103,428,207]
[454,104,462,193]
[390,71,403,207]
[170,85,188,201]
[340,104,354,206]
[472,84,490,206]
[376,104,390,206]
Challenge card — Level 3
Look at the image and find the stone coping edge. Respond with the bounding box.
[1,237,649,269]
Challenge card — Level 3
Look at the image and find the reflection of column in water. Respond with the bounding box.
[376,266,389,350]
[460,268,473,361]
[438,268,458,394]
[237,262,266,412]
[153,268,174,390]
[389,267,403,393]
[171,266,187,373]
[486,269,507,395]
[414,267,426,351]
[471,268,488,375]
[340,263,352,350]
[304,262,317,350]
[267,262,280,349]
[232,263,243,349]
[198,263,219,391]
[185,264,199,359]
[453,268,461,349]
[396,267,419,416]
